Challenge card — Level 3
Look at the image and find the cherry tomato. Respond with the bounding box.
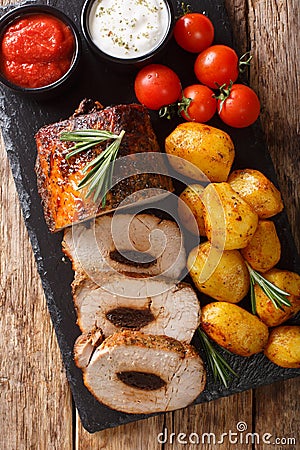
[217,84,260,128]
[194,45,239,89]
[174,13,214,53]
[180,84,217,122]
[134,64,181,110]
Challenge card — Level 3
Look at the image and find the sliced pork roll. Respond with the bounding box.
[81,331,206,414]
[74,326,104,369]
[72,274,201,343]
[62,213,186,281]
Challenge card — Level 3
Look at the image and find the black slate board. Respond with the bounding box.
[1,0,300,434]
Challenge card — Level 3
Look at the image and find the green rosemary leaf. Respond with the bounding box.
[62,130,121,160]
[198,329,237,388]
[77,164,101,189]
[81,161,100,179]
[272,294,292,308]
[94,171,110,205]
[213,356,229,387]
[262,283,291,310]
[84,143,119,201]
[86,160,110,194]
[250,279,256,314]
[82,150,107,172]
[245,262,291,313]
[66,142,102,159]
[61,130,120,140]
[62,135,99,142]
[89,174,105,201]
[261,277,292,296]
[60,129,125,204]
[81,134,120,171]
[100,160,116,207]
[216,351,238,375]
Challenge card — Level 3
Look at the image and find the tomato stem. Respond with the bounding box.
[159,94,193,120]
[159,103,178,120]
[239,51,253,73]
[214,81,233,113]
[177,2,192,18]
[177,94,192,120]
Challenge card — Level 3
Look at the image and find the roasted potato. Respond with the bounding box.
[240,220,281,272]
[201,182,258,250]
[187,241,250,303]
[201,302,269,356]
[255,268,300,327]
[228,169,284,218]
[264,326,300,368]
[178,184,206,236]
[165,122,235,182]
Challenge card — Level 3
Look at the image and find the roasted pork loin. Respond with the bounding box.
[74,326,104,369]
[35,101,173,232]
[62,213,186,281]
[79,330,206,414]
[72,273,200,343]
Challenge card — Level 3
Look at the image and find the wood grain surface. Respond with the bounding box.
[0,0,299,449]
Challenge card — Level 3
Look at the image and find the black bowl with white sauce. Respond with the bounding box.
[81,0,175,69]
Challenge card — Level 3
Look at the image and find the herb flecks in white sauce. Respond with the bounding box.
[89,0,170,59]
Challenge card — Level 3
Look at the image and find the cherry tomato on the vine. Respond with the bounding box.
[174,13,214,53]
[134,64,181,110]
[180,84,217,122]
[217,83,260,128]
[194,45,239,89]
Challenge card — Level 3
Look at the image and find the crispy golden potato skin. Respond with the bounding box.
[165,123,235,182]
[264,326,300,368]
[201,182,258,250]
[255,268,300,327]
[241,220,281,272]
[228,169,284,218]
[187,242,250,303]
[201,302,269,356]
[178,184,206,236]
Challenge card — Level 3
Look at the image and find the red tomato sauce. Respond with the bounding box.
[0,14,75,88]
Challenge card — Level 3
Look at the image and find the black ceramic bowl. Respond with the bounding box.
[0,4,81,97]
[81,0,175,70]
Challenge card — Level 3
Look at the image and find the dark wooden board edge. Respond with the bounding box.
[1,0,300,433]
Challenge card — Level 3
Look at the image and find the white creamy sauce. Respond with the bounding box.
[88,0,170,59]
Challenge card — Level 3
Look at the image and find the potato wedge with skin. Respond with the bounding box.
[201,182,258,250]
[255,268,300,327]
[201,302,269,356]
[264,326,300,368]
[187,241,250,303]
[178,184,206,236]
[228,169,284,218]
[240,220,281,272]
[165,122,235,182]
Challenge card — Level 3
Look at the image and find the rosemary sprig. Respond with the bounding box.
[60,129,125,206]
[198,328,238,388]
[61,129,122,158]
[245,262,291,314]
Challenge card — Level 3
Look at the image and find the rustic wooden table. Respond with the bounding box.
[0,0,299,449]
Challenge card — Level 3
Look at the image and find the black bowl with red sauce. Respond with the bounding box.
[0,4,81,96]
